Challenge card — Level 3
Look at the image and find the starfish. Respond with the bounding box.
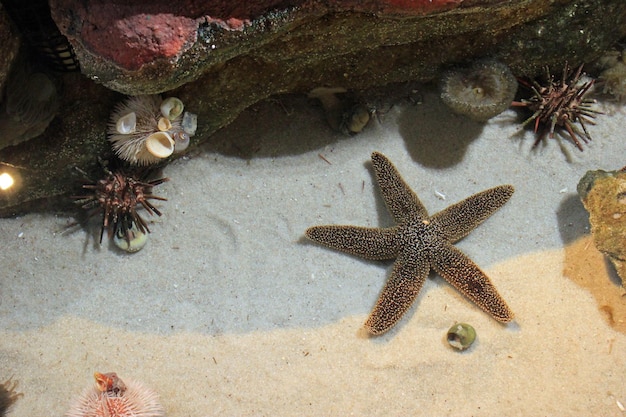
[305,152,515,335]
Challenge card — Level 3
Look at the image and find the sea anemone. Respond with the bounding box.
[0,378,22,416]
[66,372,165,417]
[596,48,626,101]
[108,95,196,165]
[440,59,518,122]
[73,166,168,248]
[512,64,601,151]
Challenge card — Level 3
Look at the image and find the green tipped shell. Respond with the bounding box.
[114,222,148,253]
[160,97,184,120]
[447,323,476,351]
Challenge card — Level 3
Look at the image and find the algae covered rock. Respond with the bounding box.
[577,169,626,285]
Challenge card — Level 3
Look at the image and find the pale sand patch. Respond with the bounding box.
[1,250,624,417]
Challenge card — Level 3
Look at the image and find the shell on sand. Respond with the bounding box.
[66,372,165,417]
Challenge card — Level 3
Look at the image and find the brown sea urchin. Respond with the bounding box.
[512,64,601,151]
[73,167,168,244]
[440,59,518,122]
[0,378,22,416]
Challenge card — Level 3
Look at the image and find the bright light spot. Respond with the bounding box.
[0,172,14,190]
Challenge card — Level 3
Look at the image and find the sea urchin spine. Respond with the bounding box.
[66,372,165,417]
[0,378,22,416]
[108,95,196,165]
[73,168,168,245]
[512,64,602,151]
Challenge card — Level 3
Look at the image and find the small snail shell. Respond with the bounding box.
[157,116,172,132]
[172,131,190,153]
[116,112,136,134]
[114,222,147,252]
[144,131,174,159]
[160,97,184,120]
[446,323,477,351]
[182,111,197,135]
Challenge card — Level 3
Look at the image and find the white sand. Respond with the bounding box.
[1,86,625,416]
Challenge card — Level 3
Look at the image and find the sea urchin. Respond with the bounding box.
[0,378,22,416]
[73,167,168,245]
[66,372,165,417]
[108,95,197,165]
[512,64,601,151]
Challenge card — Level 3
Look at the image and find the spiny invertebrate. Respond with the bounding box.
[512,64,601,151]
[440,59,518,121]
[306,152,514,335]
[73,166,168,247]
[0,378,22,416]
[108,95,197,165]
[66,371,165,417]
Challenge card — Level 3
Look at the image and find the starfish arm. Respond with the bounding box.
[364,250,430,335]
[430,185,514,243]
[305,225,401,260]
[371,152,428,224]
[432,244,514,322]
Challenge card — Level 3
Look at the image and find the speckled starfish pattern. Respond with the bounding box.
[306,152,515,335]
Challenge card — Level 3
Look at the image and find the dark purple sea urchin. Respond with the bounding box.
[73,168,168,244]
[512,64,602,151]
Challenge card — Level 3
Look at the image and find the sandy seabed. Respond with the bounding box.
[1,86,625,416]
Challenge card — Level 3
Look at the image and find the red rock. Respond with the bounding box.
[50,0,469,91]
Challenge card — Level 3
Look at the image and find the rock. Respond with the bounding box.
[0,63,59,150]
[0,5,21,93]
[577,169,626,285]
[1,0,626,216]
[49,0,626,95]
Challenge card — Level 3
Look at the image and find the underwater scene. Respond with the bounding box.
[1,86,625,416]
[0,1,626,416]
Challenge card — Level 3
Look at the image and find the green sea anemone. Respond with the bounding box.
[440,59,517,122]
